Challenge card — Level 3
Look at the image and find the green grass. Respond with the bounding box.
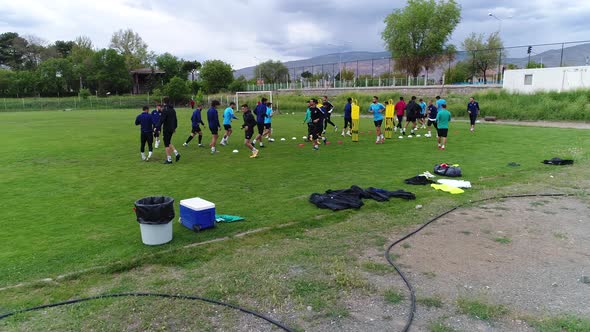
[456,298,510,320]
[384,289,405,304]
[0,107,589,329]
[428,320,458,332]
[532,315,590,332]
[494,236,512,244]
[417,296,444,308]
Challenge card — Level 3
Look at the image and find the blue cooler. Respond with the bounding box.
[179,197,216,232]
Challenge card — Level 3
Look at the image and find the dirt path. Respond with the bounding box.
[350,196,590,332]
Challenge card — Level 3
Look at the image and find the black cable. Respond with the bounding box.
[0,292,294,332]
[385,193,573,332]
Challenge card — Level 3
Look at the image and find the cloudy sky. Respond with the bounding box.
[1,0,590,68]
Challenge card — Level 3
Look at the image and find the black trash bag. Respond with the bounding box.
[134,196,175,224]
[543,157,574,165]
[404,175,435,185]
[434,164,462,177]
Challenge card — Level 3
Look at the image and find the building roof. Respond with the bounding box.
[130,68,165,74]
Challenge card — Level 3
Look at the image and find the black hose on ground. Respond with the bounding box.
[385,193,573,332]
[0,292,294,332]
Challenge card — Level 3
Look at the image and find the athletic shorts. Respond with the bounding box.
[312,123,323,139]
[191,126,201,134]
[245,130,254,140]
[374,120,383,127]
[163,131,173,147]
[420,114,426,119]
[223,124,231,130]
[257,123,264,135]
[469,114,478,125]
[427,119,437,127]
[209,127,218,135]
[153,127,161,137]
[437,128,448,138]
[264,123,271,129]
[407,116,417,122]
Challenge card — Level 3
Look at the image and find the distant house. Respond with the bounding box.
[130,68,165,94]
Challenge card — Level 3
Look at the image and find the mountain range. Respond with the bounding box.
[234,43,590,79]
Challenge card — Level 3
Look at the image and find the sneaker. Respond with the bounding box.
[470,128,474,132]
[145,157,150,162]
[269,138,275,142]
[394,127,398,133]
[155,143,159,149]
[341,132,345,137]
[322,137,327,145]
[163,160,173,164]
[313,145,319,150]
[322,130,326,134]
[220,140,226,146]
[252,140,257,145]
[175,154,181,162]
[198,143,204,147]
[334,126,338,132]
[182,143,188,147]
[346,131,351,136]
[259,143,264,148]
[250,150,259,158]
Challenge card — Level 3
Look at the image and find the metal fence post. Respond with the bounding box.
[560,43,565,67]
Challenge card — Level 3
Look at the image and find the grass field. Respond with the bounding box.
[1,107,589,330]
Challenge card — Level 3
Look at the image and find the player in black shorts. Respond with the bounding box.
[207,100,221,154]
[135,106,155,161]
[183,103,205,147]
[156,97,180,164]
[309,98,324,150]
[241,104,259,158]
[151,104,162,148]
[403,96,420,136]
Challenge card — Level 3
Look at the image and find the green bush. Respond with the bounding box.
[79,88,91,100]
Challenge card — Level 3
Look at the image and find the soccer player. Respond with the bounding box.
[341,97,352,136]
[303,102,313,141]
[467,96,480,132]
[263,102,275,142]
[156,97,180,164]
[425,100,438,138]
[403,96,421,136]
[135,106,155,161]
[240,104,259,158]
[183,103,205,147]
[368,96,386,144]
[252,97,268,148]
[321,95,338,133]
[394,97,406,133]
[436,95,447,113]
[309,98,324,150]
[418,98,427,128]
[151,104,162,148]
[221,102,238,146]
[436,104,451,150]
[207,100,221,154]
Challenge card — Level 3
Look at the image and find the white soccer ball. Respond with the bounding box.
[232,149,239,153]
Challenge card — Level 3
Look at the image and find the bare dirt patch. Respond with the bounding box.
[351,196,590,331]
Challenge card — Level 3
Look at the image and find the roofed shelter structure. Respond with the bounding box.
[131,68,165,94]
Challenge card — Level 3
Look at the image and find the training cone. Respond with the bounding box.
[232,149,239,153]
[280,138,286,141]
[416,134,421,137]
[398,136,403,139]
[298,143,305,147]
[360,132,365,135]
[326,141,331,145]
[292,137,297,140]
[337,141,343,144]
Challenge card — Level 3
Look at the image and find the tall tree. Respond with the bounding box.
[463,32,503,84]
[109,28,149,69]
[75,36,93,50]
[0,32,28,69]
[200,60,234,93]
[254,60,289,84]
[182,60,202,81]
[36,58,75,96]
[382,0,461,77]
[89,49,132,95]
[71,37,95,90]
[54,40,76,58]
[156,53,186,83]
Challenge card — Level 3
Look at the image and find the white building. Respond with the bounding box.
[503,66,590,93]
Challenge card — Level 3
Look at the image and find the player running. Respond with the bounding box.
[157,98,181,164]
[368,96,386,144]
[341,97,352,136]
[183,103,205,147]
[403,96,421,136]
[263,102,275,142]
[221,102,238,146]
[436,104,451,150]
[418,98,427,128]
[151,104,162,148]
[394,97,406,133]
[309,98,324,150]
[321,96,337,133]
[467,96,480,132]
[240,104,259,158]
[252,97,268,148]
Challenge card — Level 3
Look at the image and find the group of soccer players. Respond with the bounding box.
[135,94,480,161]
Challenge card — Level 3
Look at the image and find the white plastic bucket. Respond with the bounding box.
[139,221,173,245]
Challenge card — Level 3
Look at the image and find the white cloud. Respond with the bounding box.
[0,0,589,69]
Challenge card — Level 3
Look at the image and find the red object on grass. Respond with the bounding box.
[298,143,305,147]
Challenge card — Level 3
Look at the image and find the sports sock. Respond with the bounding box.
[148,151,152,158]
[198,134,202,144]
[141,152,146,159]
[174,149,179,155]
[167,155,172,162]
[186,136,194,143]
